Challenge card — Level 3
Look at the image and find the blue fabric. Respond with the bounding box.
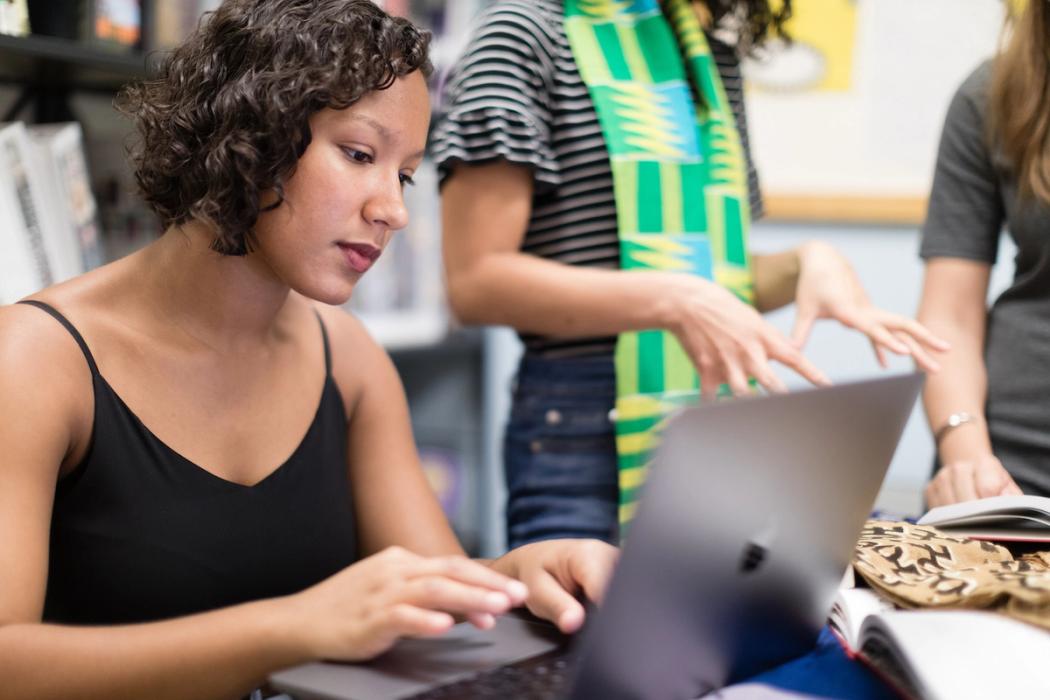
[720,627,897,698]
[503,355,619,548]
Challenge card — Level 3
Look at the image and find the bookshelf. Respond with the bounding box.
[0,33,148,90]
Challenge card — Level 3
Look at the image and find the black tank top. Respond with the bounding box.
[20,301,358,625]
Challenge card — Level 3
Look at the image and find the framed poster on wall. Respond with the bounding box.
[742,0,1007,223]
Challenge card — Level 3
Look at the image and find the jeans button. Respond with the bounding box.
[545,409,563,426]
[530,439,543,453]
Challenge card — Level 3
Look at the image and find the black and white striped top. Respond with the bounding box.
[431,0,763,358]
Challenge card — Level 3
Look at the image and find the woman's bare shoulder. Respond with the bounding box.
[0,300,93,450]
[0,268,121,416]
[0,300,86,377]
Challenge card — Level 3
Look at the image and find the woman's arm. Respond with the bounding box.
[441,161,827,396]
[918,258,1021,506]
[323,306,619,633]
[327,306,464,558]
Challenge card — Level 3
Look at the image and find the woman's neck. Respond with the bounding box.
[132,221,296,352]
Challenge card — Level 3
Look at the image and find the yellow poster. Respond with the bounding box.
[745,0,858,93]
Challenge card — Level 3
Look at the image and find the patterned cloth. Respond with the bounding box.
[854,520,1050,630]
[564,0,754,529]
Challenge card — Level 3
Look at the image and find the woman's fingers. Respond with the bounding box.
[883,314,951,353]
[893,331,942,373]
[678,316,834,396]
[522,569,586,634]
[947,462,979,504]
[376,603,456,639]
[840,308,949,371]
[790,309,818,349]
[406,555,528,605]
[869,337,889,369]
[724,357,753,397]
[853,315,910,356]
[767,339,831,388]
[397,576,516,617]
[743,345,787,394]
[466,612,497,630]
[565,540,619,606]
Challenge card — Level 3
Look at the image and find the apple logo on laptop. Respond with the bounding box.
[739,542,767,573]
[739,517,778,574]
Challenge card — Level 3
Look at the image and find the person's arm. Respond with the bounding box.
[330,307,464,558]
[918,259,1021,506]
[751,248,800,312]
[441,161,827,397]
[0,305,528,700]
[322,306,617,633]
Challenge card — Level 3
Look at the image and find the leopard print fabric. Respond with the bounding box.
[854,520,1050,630]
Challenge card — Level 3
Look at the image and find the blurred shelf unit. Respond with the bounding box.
[357,310,449,352]
[0,32,147,92]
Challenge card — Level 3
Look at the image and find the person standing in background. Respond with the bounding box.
[920,0,1049,506]
[434,0,948,548]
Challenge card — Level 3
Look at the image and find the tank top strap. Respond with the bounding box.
[313,310,332,377]
[17,300,101,377]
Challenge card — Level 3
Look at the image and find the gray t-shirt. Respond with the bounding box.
[920,60,1050,494]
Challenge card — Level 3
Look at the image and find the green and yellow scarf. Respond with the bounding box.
[564,0,754,529]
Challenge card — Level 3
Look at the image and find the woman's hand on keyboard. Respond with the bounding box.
[281,546,529,662]
[490,539,619,634]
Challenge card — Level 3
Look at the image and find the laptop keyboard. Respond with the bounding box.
[406,649,574,699]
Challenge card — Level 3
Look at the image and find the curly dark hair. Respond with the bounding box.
[706,0,793,52]
[117,0,432,256]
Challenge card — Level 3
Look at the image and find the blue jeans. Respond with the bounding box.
[503,355,619,548]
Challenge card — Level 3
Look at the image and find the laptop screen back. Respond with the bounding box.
[568,373,923,699]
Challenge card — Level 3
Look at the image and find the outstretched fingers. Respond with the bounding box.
[767,337,830,388]
[885,314,951,353]
[893,331,942,373]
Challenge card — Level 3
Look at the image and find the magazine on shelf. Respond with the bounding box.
[0,0,28,36]
[916,495,1050,542]
[829,585,1050,699]
[27,122,105,278]
[0,122,52,303]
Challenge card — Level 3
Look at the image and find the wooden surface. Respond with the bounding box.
[763,195,929,226]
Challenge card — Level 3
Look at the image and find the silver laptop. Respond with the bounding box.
[270,372,923,700]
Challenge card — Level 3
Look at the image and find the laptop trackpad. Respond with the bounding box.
[269,613,563,700]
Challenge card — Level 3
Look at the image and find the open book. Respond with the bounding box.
[829,587,1050,699]
[917,495,1050,542]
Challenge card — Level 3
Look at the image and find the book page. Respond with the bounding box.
[918,495,1050,529]
[828,587,893,649]
[860,610,1050,699]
